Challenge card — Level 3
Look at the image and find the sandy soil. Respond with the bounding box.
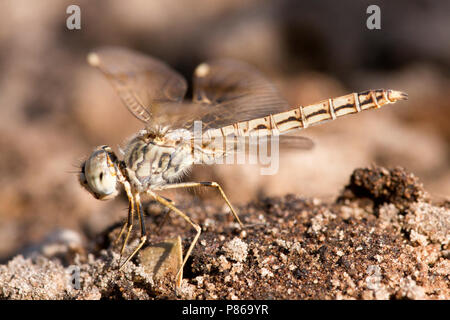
[0,1,448,300]
[0,166,448,300]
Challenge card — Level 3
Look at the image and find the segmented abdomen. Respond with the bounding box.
[204,89,407,138]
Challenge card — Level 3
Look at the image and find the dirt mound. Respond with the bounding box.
[0,166,448,300]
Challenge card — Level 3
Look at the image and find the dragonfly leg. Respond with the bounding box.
[114,184,136,247]
[114,217,128,246]
[155,181,244,228]
[114,198,132,257]
[120,209,134,257]
[119,193,147,271]
[140,196,175,234]
[155,197,175,235]
[147,189,201,290]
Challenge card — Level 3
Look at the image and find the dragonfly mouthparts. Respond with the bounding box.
[387,90,408,102]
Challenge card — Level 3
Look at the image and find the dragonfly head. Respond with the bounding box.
[79,145,120,200]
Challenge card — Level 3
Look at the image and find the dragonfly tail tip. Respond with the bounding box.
[387,90,408,102]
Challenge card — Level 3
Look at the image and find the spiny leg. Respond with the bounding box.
[114,197,133,246]
[114,222,127,246]
[140,196,175,234]
[147,190,201,286]
[155,181,244,227]
[120,200,135,258]
[119,193,147,271]
[117,181,135,266]
[155,197,175,235]
[137,194,146,237]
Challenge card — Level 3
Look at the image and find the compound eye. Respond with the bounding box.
[78,161,89,187]
[83,149,119,200]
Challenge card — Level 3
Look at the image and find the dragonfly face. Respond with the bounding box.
[79,145,120,200]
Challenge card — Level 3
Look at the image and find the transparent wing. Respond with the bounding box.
[193,134,314,159]
[222,134,315,152]
[87,46,187,124]
[181,59,291,130]
[190,133,313,166]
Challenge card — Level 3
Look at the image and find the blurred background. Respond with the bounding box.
[0,0,448,261]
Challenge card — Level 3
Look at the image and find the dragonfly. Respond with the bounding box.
[78,46,407,285]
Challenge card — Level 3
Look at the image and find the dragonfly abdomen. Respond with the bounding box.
[207,89,407,138]
[294,89,407,130]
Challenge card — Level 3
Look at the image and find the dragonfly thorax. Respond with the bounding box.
[123,133,194,191]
